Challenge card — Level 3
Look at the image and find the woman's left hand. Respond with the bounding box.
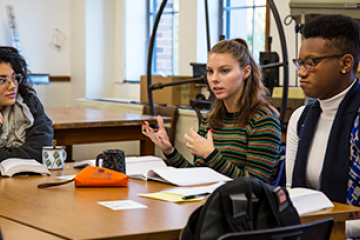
[184,127,215,159]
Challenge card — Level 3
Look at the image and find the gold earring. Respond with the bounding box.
[342,70,346,74]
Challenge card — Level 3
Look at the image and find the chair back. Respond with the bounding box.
[142,105,179,145]
[190,99,211,129]
[217,218,333,240]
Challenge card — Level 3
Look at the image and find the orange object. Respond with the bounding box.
[37,166,129,188]
[74,167,129,187]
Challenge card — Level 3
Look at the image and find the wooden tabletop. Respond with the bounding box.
[46,107,169,130]
[301,202,360,223]
[1,165,359,240]
[0,165,199,240]
[0,216,65,240]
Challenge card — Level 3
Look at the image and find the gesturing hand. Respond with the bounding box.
[141,115,174,155]
[184,127,215,159]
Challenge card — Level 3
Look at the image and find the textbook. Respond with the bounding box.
[288,187,334,215]
[0,158,51,177]
[74,156,232,186]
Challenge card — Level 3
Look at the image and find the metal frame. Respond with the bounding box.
[146,0,289,130]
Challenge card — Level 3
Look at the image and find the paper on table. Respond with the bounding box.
[163,181,225,196]
[56,175,76,180]
[288,188,334,215]
[139,192,202,203]
[139,182,225,203]
[146,167,231,186]
[98,200,147,210]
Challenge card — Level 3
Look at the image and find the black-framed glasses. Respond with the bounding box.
[0,73,23,89]
[293,54,346,72]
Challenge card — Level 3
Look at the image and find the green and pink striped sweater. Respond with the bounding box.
[165,106,281,183]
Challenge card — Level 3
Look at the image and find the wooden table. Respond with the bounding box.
[0,166,359,240]
[45,107,170,161]
[0,216,65,240]
[301,202,360,240]
[0,165,199,240]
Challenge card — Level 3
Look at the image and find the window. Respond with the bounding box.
[148,0,179,75]
[219,0,268,63]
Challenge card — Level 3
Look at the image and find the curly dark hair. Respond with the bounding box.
[303,14,360,73]
[0,46,35,100]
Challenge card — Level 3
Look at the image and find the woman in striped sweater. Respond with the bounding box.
[142,38,281,183]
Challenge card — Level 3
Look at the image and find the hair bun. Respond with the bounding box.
[233,38,249,49]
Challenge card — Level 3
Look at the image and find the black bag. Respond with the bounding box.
[180,177,301,240]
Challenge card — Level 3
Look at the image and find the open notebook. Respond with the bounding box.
[74,156,232,186]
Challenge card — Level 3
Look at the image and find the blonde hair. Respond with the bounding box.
[207,38,278,127]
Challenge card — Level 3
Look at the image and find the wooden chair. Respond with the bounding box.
[217,218,333,240]
[142,105,179,145]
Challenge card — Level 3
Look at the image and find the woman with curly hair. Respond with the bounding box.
[0,47,53,162]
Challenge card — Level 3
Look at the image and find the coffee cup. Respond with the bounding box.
[96,149,126,174]
[42,146,67,170]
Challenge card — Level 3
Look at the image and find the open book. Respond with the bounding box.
[74,156,232,186]
[288,187,334,215]
[0,158,51,177]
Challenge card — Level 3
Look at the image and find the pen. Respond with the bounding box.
[182,193,210,200]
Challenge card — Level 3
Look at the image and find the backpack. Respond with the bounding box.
[180,177,301,240]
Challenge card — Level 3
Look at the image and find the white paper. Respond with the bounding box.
[98,200,147,210]
[288,188,334,215]
[162,181,225,196]
[55,175,76,180]
[147,167,232,186]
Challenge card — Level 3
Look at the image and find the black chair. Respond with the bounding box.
[217,218,333,240]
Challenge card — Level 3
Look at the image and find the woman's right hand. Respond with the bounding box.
[142,115,174,155]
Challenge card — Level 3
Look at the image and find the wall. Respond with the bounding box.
[0,0,298,102]
[270,0,299,87]
[0,0,73,107]
[0,0,298,160]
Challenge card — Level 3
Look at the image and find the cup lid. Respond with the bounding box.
[43,146,66,149]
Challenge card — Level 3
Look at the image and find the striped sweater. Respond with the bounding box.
[165,106,281,183]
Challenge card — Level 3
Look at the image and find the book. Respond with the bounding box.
[74,156,232,186]
[140,167,231,186]
[288,187,334,215]
[0,158,51,177]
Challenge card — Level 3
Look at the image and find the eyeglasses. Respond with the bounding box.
[292,54,346,73]
[0,73,23,89]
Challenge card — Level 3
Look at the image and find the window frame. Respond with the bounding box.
[147,0,179,76]
[218,0,270,56]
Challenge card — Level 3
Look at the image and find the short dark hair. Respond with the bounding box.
[303,14,360,73]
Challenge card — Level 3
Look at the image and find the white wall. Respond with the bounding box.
[0,0,299,160]
[0,0,298,103]
[85,0,115,99]
[0,0,73,107]
[270,0,299,87]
